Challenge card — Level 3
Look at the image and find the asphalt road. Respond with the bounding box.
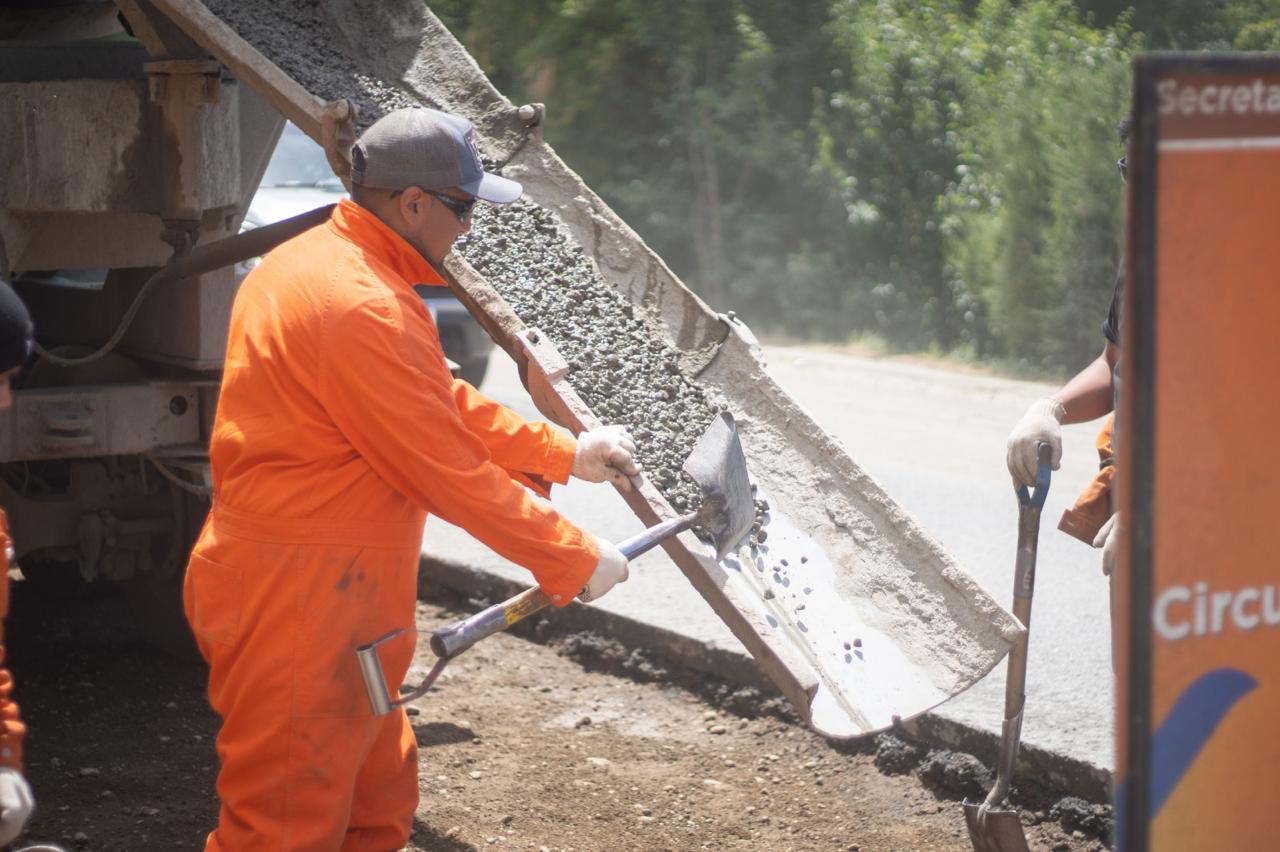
[429,344,1115,772]
[759,347,1113,771]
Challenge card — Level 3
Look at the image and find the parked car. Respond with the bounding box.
[242,123,494,385]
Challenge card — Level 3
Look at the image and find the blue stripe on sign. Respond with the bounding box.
[1149,667,1257,815]
[1115,666,1258,844]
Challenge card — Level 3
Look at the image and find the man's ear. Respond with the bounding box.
[399,186,426,222]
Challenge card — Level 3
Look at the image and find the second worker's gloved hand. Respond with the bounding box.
[573,425,640,491]
[579,538,629,602]
[1006,397,1065,487]
[1094,513,1119,577]
[0,767,33,846]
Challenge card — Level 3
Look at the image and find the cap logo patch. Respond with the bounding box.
[463,128,482,169]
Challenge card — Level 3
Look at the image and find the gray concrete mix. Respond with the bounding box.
[202,0,418,132]
[457,200,722,518]
[422,348,1114,796]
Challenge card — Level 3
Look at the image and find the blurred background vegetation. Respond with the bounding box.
[431,0,1280,377]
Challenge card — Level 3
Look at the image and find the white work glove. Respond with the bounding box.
[579,538,629,603]
[573,425,640,491]
[1094,513,1119,577]
[1006,397,1065,487]
[0,767,33,846]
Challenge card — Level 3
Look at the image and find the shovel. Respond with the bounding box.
[963,442,1052,852]
[356,410,755,715]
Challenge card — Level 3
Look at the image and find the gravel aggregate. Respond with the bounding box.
[458,201,722,514]
[202,0,417,131]
[204,0,729,515]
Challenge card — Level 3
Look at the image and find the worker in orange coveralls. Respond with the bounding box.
[185,107,638,851]
[0,280,36,847]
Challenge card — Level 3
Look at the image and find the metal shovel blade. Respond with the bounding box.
[682,411,755,560]
[358,412,758,715]
[963,802,1031,852]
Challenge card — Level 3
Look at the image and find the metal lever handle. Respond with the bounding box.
[357,511,702,715]
[430,511,697,661]
[355,628,449,716]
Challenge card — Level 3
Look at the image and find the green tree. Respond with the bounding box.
[944,0,1132,370]
[431,0,850,332]
[814,0,974,349]
[431,0,1280,375]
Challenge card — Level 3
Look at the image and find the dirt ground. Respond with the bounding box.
[11,582,1109,851]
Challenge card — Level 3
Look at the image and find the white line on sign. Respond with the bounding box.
[1160,136,1280,152]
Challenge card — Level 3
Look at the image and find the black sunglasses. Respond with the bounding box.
[1116,156,1127,183]
[423,189,476,223]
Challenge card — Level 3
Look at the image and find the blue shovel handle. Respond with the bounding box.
[1016,442,1053,508]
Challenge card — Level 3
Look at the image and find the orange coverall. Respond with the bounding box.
[1058,414,1116,545]
[185,199,598,851]
[0,511,25,772]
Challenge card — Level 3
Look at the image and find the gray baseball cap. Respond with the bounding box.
[350,106,522,203]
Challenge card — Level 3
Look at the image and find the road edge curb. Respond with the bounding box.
[419,553,1112,803]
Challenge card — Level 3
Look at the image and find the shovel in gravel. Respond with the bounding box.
[963,442,1052,852]
[356,411,755,715]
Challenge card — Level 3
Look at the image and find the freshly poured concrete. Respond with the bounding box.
[457,201,1020,737]
[424,348,1113,775]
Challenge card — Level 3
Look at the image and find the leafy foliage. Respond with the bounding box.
[431,0,1277,376]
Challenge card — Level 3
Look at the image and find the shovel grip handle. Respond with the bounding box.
[430,586,554,660]
[1016,442,1054,509]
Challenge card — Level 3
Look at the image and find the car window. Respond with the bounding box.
[260,123,343,189]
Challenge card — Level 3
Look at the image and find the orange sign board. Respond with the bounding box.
[1118,56,1280,851]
